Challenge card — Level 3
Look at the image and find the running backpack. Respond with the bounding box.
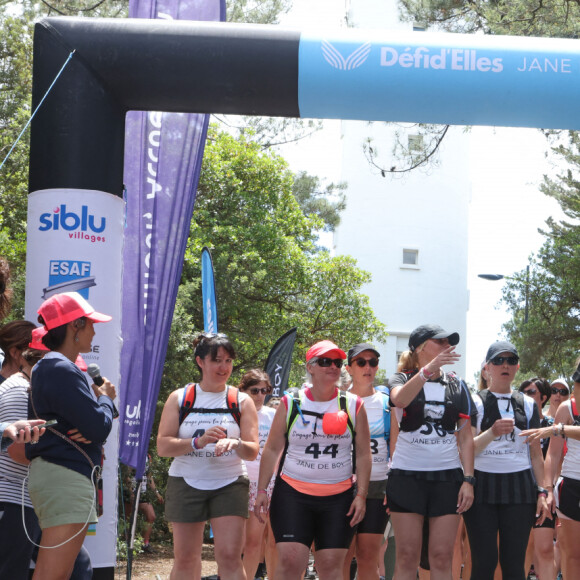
[399,371,470,432]
[278,389,356,475]
[178,383,241,427]
[478,389,528,432]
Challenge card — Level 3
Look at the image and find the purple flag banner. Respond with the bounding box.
[120,0,225,478]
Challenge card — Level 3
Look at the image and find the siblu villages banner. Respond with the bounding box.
[120,0,225,479]
[299,29,580,129]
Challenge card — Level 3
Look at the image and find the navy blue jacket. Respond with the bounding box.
[27,353,114,479]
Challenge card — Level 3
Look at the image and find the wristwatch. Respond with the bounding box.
[537,486,549,497]
[463,475,476,486]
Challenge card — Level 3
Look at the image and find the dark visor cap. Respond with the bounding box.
[409,324,459,352]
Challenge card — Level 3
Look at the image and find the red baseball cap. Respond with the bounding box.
[306,340,346,362]
[38,292,111,330]
[28,326,88,371]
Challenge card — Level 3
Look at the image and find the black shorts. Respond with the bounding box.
[556,476,580,522]
[269,477,356,550]
[357,497,389,534]
[533,511,556,529]
[386,472,461,518]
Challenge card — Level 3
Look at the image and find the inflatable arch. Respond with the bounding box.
[30,17,580,196]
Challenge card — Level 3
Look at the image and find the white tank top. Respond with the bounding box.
[281,388,358,484]
[362,392,390,481]
[245,405,276,482]
[168,385,248,490]
[473,392,535,474]
[561,400,580,480]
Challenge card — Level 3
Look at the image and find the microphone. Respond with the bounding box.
[87,364,119,419]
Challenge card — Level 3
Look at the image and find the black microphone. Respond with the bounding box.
[87,364,119,419]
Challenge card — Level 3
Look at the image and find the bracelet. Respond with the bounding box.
[192,437,201,450]
[257,489,268,495]
[561,424,566,438]
[356,487,368,498]
[421,366,435,378]
[537,486,549,497]
[552,424,561,438]
[418,368,429,382]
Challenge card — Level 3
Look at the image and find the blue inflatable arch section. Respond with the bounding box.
[30,17,580,197]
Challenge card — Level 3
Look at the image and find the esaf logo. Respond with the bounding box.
[39,205,106,243]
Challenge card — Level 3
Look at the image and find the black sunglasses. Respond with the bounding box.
[352,358,379,368]
[552,387,569,396]
[249,387,272,395]
[490,356,519,366]
[315,357,344,368]
[523,388,538,396]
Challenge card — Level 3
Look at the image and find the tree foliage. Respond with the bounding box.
[399,0,580,37]
[292,171,346,232]
[502,131,580,380]
[160,125,386,402]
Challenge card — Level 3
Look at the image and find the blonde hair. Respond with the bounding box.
[397,348,420,372]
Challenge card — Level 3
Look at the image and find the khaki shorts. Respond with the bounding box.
[165,475,249,522]
[28,457,97,529]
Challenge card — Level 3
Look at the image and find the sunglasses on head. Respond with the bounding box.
[523,388,538,396]
[314,357,344,368]
[490,356,519,366]
[352,358,379,368]
[249,387,272,395]
[552,387,569,396]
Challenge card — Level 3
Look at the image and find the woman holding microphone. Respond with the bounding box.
[27,292,116,580]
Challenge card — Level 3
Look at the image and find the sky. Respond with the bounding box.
[275,0,564,382]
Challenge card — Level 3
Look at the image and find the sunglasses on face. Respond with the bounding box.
[490,356,519,366]
[552,387,569,396]
[523,388,538,396]
[248,387,272,395]
[314,357,344,368]
[352,358,379,368]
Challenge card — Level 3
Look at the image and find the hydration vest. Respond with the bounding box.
[478,389,528,432]
[399,371,469,433]
[278,389,356,474]
[178,383,241,427]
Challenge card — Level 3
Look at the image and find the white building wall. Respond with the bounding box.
[333,0,470,379]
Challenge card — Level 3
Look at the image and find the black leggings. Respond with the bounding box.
[463,502,536,580]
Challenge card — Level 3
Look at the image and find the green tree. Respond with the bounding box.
[399,0,580,37]
[292,171,346,232]
[502,131,580,380]
[159,125,386,402]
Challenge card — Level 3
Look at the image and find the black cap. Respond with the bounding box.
[408,324,459,352]
[572,362,580,384]
[485,340,519,363]
[348,343,380,365]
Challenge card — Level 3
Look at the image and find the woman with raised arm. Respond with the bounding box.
[464,341,549,580]
[387,324,474,580]
[254,340,371,580]
[157,333,259,580]
[27,292,116,580]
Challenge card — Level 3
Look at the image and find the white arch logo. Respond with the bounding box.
[321,40,371,70]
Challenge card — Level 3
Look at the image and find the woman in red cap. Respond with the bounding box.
[254,340,371,580]
[27,292,116,580]
[387,324,474,580]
